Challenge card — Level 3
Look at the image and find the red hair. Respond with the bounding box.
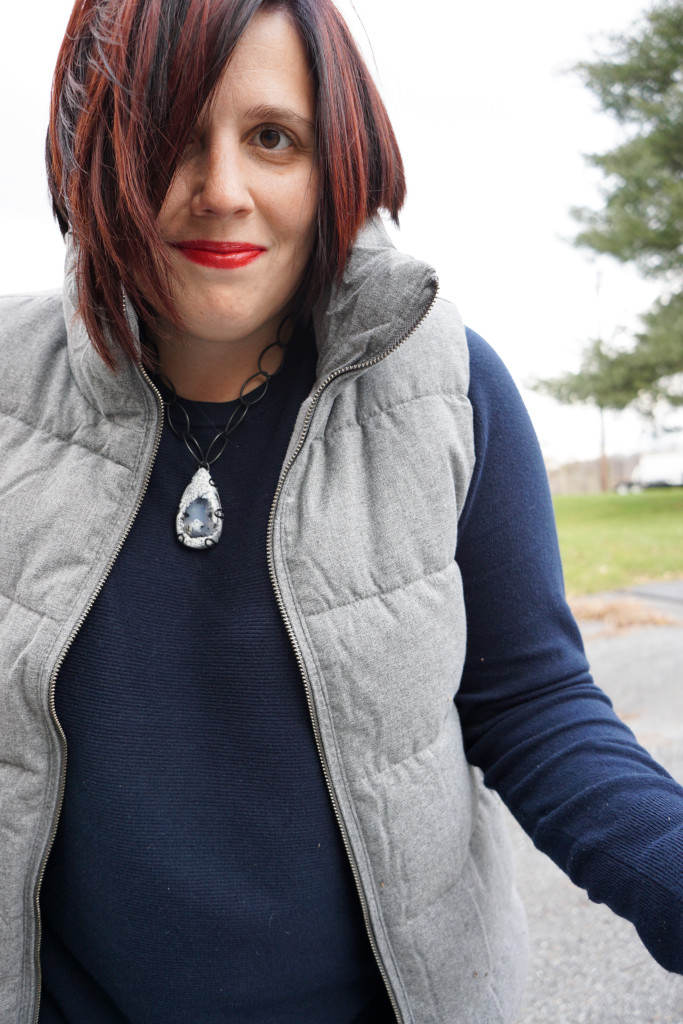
[47,0,406,368]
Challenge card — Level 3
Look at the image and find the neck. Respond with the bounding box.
[150,321,293,402]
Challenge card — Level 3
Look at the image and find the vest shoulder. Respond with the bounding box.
[393,293,470,396]
[0,290,76,418]
[430,295,468,349]
[0,289,67,357]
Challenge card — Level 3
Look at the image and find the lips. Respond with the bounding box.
[173,240,266,269]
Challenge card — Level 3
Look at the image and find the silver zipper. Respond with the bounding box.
[266,283,438,1024]
[31,365,164,1024]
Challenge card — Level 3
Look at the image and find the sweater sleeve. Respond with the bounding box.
[455,328,683,974]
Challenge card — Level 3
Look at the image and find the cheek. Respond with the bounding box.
[268,169,318,243]
[156,173,193,233]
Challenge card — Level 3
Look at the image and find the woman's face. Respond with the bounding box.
[155,9,318,356]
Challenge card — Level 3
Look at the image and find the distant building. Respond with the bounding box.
[546,450,683,495]
[546,454,639,495]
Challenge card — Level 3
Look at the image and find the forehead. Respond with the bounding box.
[214,9,315,114]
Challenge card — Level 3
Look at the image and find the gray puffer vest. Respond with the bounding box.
[0,220,528,1024]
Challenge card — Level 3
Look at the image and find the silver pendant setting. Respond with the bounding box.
[176,467,224,549]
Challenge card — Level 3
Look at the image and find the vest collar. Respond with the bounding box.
[313,219,438,380]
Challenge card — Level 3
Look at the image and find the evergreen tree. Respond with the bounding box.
[536,0,683,412]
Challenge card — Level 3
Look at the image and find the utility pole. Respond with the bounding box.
[596,265,608,492]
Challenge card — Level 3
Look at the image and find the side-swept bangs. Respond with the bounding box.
[47,0,406,368]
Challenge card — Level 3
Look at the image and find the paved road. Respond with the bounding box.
[507,583,683,1024]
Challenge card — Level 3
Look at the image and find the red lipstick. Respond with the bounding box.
[174,240,266,269]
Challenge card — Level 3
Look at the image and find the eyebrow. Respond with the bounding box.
[244,104,315,135]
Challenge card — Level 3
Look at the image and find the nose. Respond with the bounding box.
[189,137,255,219]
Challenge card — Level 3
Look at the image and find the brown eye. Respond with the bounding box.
[254,128,292,151]
[261,129,281,148]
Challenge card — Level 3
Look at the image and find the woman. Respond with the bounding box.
[1,1,682,1022]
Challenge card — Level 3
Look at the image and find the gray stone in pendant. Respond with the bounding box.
[176,467,224,549]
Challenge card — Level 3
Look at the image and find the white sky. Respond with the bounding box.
[2,0,680,462]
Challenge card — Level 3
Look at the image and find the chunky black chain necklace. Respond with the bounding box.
[160,318,291,550]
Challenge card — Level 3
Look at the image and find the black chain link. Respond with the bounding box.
[160,316,293,468]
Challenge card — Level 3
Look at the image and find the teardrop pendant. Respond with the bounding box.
[176,467,224,549]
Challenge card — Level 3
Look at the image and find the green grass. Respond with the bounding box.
[552,489,683,596]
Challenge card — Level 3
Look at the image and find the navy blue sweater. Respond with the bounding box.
[38,327,683,1023]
